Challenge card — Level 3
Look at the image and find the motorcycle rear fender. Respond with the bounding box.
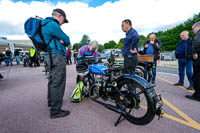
[115,74,155,94]
[115,74,163,115]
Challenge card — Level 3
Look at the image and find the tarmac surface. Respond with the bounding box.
[0,64,200,133]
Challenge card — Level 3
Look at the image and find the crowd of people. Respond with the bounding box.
[0,8,200,119]
[0,47,41,67]
[44,8,200,119]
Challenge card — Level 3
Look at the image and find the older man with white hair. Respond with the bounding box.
[77,40,99,58]
[76,40,99,97]
[142,33,162,85]
[174,31,193,90]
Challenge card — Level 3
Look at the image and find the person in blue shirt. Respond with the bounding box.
[143,33,162,85]
[41,8,70,119]
[121,19,140,74]
[174,31,193,90]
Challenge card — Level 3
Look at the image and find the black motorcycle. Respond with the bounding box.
[76,54,163,126]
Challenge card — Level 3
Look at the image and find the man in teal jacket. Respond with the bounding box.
[41,8,70,118]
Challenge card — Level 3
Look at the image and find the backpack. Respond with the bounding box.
[24,16,53,52]
[71,81,86,102]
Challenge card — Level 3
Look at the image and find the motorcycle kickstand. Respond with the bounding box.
[114,113,124,127]
[114,109,132,127]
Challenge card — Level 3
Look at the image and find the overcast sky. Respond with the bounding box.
[0,0,200,44]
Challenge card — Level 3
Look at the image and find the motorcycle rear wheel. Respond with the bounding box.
[117,79,155,125]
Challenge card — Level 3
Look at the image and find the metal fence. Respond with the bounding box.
[158,60,178,68]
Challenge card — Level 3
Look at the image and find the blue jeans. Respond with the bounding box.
[144,60,157,84]
[6,56,12,66]
[15,56,20,65]
[178,58,193,86]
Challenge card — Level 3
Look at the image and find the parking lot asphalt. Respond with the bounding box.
[0,64,199,133]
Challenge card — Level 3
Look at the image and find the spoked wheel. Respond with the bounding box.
[117,79,155,125]
[135,66,145,78]
[89,85,100,100]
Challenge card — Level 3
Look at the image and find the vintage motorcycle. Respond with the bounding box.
[76,54,163,126]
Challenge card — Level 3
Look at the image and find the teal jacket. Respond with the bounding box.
[41,17,70,55]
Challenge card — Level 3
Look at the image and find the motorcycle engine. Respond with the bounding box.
[95,75,103,87]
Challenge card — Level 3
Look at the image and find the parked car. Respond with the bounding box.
[114,50,121,57]
[99,52,111,59]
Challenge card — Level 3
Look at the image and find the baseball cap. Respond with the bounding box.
[53,8,68,23]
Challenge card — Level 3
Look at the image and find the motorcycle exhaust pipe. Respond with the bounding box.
[91,99,127,115]
[104,104,127,115]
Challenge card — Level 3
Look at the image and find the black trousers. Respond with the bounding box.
[47,54,66,115]
[30,57,36,67]
[192,59,200,99]
[124,55,138,74]
[66,56,72,65]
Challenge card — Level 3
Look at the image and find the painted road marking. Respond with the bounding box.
[157,76,194,93]
[140,99,200,130]
[155,75,200,130]
[162,98,200,130]
[158,71,178,76]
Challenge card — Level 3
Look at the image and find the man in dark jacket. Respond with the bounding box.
[186,22,200,102]
[5,48,13,66]
[121,19,140,74]
[174,31,193,90]
[42,8,71,118]
[143,33,162,84]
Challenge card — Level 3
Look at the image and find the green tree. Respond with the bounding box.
[137,13,200,51]
[72,34,91,50]
[139,35,147,47]
[104,40,116,49]
[73,43,82,50]
[98,44,104,52]
[80,34,90,45]
[115,38,124,49]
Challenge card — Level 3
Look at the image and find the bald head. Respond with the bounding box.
[180,31,189,40]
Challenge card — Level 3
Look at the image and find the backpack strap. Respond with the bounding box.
[46,37,55,70]
[42,20,58,50]
[39,21,51,45]
[54,39,58,50]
